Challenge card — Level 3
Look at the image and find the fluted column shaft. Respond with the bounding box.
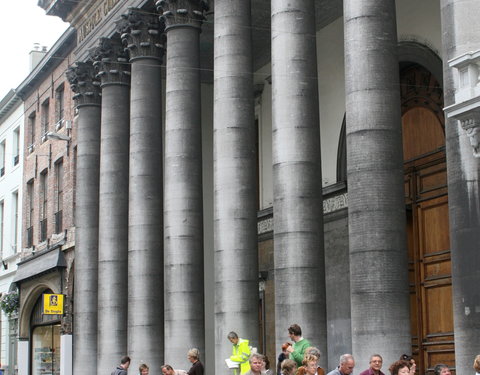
[156,0,207,368]
[214,1,259,372]
[344,0,410,370]
[118,9,166,372]
[92,38,131,375]
[440,1,480,373]
[67,62,101,375]
[271,0,327,365]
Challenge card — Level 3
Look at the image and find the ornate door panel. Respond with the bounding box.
[402,64,454,375]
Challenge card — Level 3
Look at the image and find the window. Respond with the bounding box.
[28,112,36,151]
[13,127,20,166]
[27,180,34,248]
[40,171,48,242]
[0,200,4,257]
[55,84,64,129]
[0,140,5,177]
[41,98,50,140]
[55,160,63,234]
[12,191,19,253]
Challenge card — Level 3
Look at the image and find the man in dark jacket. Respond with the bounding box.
[112,356,131,375]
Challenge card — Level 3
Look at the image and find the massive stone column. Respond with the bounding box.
[344,0,410,370]
[271,0,327,364]
[91,38,130,375]
[214,0,259,372]
[155,0,207,368]
[440,1,480,373]
[119,9,165,372]
[66,61,101,375]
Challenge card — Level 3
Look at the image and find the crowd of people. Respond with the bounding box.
[110,325,480,375]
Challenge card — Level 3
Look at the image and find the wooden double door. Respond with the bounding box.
[402,65,455,374]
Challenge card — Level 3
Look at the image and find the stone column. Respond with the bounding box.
[117,8,164,373]
[91,38,130,375]
[214,0,259,372]
[271,0,327,364]
[156,0,207,367]
[118,8,165,372]
[440,1,480,373]
[66,61,101,375]
[344,0,410,370]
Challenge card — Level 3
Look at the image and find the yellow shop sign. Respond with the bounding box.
[43,294,64,315]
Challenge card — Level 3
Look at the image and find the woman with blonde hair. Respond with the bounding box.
[473,355,480,375]
[296,348,325,375]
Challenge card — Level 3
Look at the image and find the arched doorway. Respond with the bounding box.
[30,290,62,375]
[401,64,455,374]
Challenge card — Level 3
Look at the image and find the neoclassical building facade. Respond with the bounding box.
[16,0,479,375]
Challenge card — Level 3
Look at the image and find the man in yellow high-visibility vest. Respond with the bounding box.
[228,331,251,375]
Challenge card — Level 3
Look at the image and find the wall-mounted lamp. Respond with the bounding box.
[2,260,8,270]
[46,131,71,156]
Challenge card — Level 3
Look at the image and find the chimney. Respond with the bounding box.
[29,43,48,71]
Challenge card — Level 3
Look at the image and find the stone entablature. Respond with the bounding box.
[445,49,480,158]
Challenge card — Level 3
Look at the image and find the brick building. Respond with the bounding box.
[14,28,76,375]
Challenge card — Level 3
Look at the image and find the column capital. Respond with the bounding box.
[459,112,480,158]
[90,38,131,87]
[66,61,101,108]
[155,0,208,31]
[118,8,166,62]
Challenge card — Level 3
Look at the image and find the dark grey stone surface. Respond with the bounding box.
[344,0,411,370]
[213,2,259,373]
[271,0,327,367]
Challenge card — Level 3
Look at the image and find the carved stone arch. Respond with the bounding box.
[18,282,58,338]
[398,41,443,85]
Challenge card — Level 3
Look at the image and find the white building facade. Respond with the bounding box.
[0,90,23,375]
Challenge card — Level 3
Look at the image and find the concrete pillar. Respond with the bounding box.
[271,0,327,365]
[156,0,207,368]
[213,0,259,372]
[66,61,101,375]
[440,1,480,373]
[119,9,165,373]
[60,334,73,375]
[343,0,410,370]
[91,37,130,375]
[18,340,29,375]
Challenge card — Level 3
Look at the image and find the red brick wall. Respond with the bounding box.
[22,49,77,252]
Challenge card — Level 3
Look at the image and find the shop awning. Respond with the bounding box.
[13,249,67,283]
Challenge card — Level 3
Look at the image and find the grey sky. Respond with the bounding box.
[0,0,68,99]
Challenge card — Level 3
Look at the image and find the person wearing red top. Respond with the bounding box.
[359,355,385,375]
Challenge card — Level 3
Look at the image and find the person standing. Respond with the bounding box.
[187,348,204,375]
[138,364,149,375]
[326,354,355,375]
[286,324,311,367]
[228,331,251,375]
[359,354,385,375]
[245,353,265,375]
[112,356,131,375]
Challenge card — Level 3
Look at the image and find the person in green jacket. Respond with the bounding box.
[286,324,311,367]
[228,331,251,375]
